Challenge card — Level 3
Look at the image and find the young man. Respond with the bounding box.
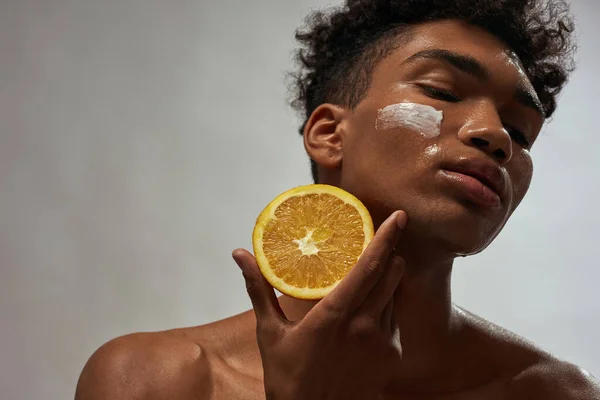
[76,0,600,399]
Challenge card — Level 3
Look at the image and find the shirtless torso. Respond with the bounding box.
[75,301,598,400]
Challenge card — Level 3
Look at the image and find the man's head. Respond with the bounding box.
[289,0,575,257]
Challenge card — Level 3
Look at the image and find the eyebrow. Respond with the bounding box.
[403,49,545,117]
[515,82,545,118]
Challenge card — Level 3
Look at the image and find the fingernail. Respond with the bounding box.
[396,211,407,230]
[232,251,244,269]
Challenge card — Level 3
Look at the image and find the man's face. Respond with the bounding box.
[323,20,545,256]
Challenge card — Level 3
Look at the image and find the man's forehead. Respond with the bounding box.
[387,21,529,79]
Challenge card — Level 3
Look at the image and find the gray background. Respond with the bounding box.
[1,0,598,399]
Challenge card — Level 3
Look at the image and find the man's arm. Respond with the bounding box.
[510,360,600,400]
[75,331,212,400]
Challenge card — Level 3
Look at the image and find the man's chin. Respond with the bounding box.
[437,220,506,257]
[448,240,493,257]
[406,207,508,257]
[363,194,509,255]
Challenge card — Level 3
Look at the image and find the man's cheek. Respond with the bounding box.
[510,153,534,207]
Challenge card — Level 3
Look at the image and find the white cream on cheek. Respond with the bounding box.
[424,143,441,158]
[375,102,444,138]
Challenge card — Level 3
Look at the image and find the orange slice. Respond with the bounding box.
[252,184,374,299]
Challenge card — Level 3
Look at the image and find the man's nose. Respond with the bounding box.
[457,105,513,164]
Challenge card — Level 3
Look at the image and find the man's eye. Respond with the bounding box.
[504,125,531,149]
[419,85,461,102]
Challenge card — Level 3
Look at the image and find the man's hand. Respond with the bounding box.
[233,210,407,400]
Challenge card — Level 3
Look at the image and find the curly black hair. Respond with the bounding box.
[289,0,576,183]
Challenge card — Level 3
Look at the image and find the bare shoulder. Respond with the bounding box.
[75,311,260,400]
[75,328,211,400]
[455,306,600,399]
[509,360,600,399]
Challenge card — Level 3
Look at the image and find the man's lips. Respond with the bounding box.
[440,158,508,208]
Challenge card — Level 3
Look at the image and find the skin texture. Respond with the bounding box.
[75,20,600,400]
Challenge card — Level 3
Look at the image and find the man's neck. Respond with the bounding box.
[277,254,457,388]
[387,258,456,386]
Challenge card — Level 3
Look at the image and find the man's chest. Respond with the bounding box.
[209,372,512,400]
[378,377,512,400]
[208,354,515,400]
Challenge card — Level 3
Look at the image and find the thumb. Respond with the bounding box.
[232,249,286,324]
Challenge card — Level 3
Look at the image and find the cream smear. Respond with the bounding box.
[376,102,443,138]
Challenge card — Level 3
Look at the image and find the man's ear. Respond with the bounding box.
[303,104,348,171]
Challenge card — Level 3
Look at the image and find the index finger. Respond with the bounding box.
[232,249,287,324]
[318,210,407,315]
